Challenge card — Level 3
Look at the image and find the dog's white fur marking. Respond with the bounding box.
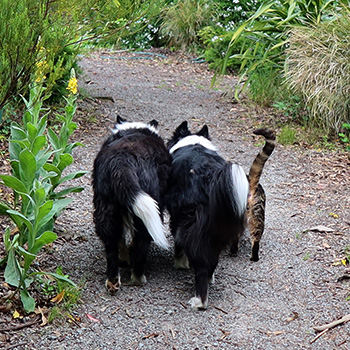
[189,296,208,310]
[112,121,158,135]
[231,164,249,216]
[130,272,147,285]
[169,135,217,154]
[132,192,169,250]
[105,275,121,293]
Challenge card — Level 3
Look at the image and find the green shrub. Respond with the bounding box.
[339,123,350,151]
[285,8,350,133]
[0,0,86,110]
[220,0,345,100]
[0,77,86,312]
[278,126,297,145]
[160,0,217,51]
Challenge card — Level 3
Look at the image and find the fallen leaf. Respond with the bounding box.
[87,313,100,322]
[308,225,335,233]
[13,310,22,319]
[267,331,285,336]
[50,290,65,304]
[286,312,299,322]
[142,333,159,339]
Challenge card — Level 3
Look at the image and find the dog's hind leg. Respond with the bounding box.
[129,218,152,285]
[189,257,219,310]
[104,237,122,295]
[94,211,123,295]
[174,242,190,270]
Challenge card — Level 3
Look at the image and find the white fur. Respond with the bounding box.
[231,164,249,216]
[169,135,217,154]
[188,296,208,310]
[112,121,158,135]
[130,272,147,285]
[132,192,169,250]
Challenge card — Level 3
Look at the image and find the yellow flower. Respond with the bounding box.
[67,77,78,95]
[35,60,49,83]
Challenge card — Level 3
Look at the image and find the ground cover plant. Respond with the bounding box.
[0,75,86,312]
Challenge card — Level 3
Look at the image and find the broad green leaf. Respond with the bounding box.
[26,122,38,143]
[32,135,47,155]
[43,163,61,176]
[20,289,36,313]
[39,198,72,231]
[51,197,73,218]
[6,209,33,235]
[47,128,60,150]
[59,171,87,184]
[17,246,36,271]
[52,186,84,199]
[19,149,36,188]
[0,174,28,193]
[0,201,11,215]
[34,187,46,204]
[32,271,77,288]
[37,201,54,226]
[57,153,73,172]
[4,250,21,287]
[10,125,26,141]
[2,227,11,251]
[31,231,57,254]
[37,115,47,135]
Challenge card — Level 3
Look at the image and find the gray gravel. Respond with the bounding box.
[3,50,350,349]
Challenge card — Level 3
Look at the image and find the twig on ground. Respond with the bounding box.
[313,313,350,332]
[0,316,40,332]
[310,328,329,344]
[213,305,229,314]
[4,342,27,350]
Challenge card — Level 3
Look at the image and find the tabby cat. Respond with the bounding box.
[231,128,276,261]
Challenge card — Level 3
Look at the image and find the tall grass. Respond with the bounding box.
[160,0,217,50]
[285,9,350,133]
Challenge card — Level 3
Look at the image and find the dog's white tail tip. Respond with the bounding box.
[132,192,169,250]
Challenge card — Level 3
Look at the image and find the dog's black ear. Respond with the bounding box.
[117,115,126,124]
[149,119,158,128]
[175,121,189,137]
[197,125,209,139]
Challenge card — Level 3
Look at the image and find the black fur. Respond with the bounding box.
[92,116,171,293]
[165,121,249,310]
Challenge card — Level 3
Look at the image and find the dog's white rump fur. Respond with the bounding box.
[112,121,158,135]
[169,135,217,154]
[132,192,169,250]
[231,164,249,216]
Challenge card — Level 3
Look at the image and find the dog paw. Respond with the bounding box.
[105,276,121,295]
[188,297,208,310]
[130,273,147,285]
[174,255,190,270]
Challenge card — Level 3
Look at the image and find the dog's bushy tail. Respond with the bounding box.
[249,128,276,193]
[211,163,249,219]
[132,192,169,250]
[111,171,169,250]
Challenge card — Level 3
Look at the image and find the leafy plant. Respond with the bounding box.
[278,126,297,145]
[37,266,83,323]
[339,123,350,151]
[0,77,86,312]
[160,0,218,51]
[219,0,345,99]
[286,7,350,134]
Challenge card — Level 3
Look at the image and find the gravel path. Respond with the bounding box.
[2,50,350,349]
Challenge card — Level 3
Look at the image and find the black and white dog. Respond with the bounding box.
[92,116,172,294]
[166,121,249,310]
